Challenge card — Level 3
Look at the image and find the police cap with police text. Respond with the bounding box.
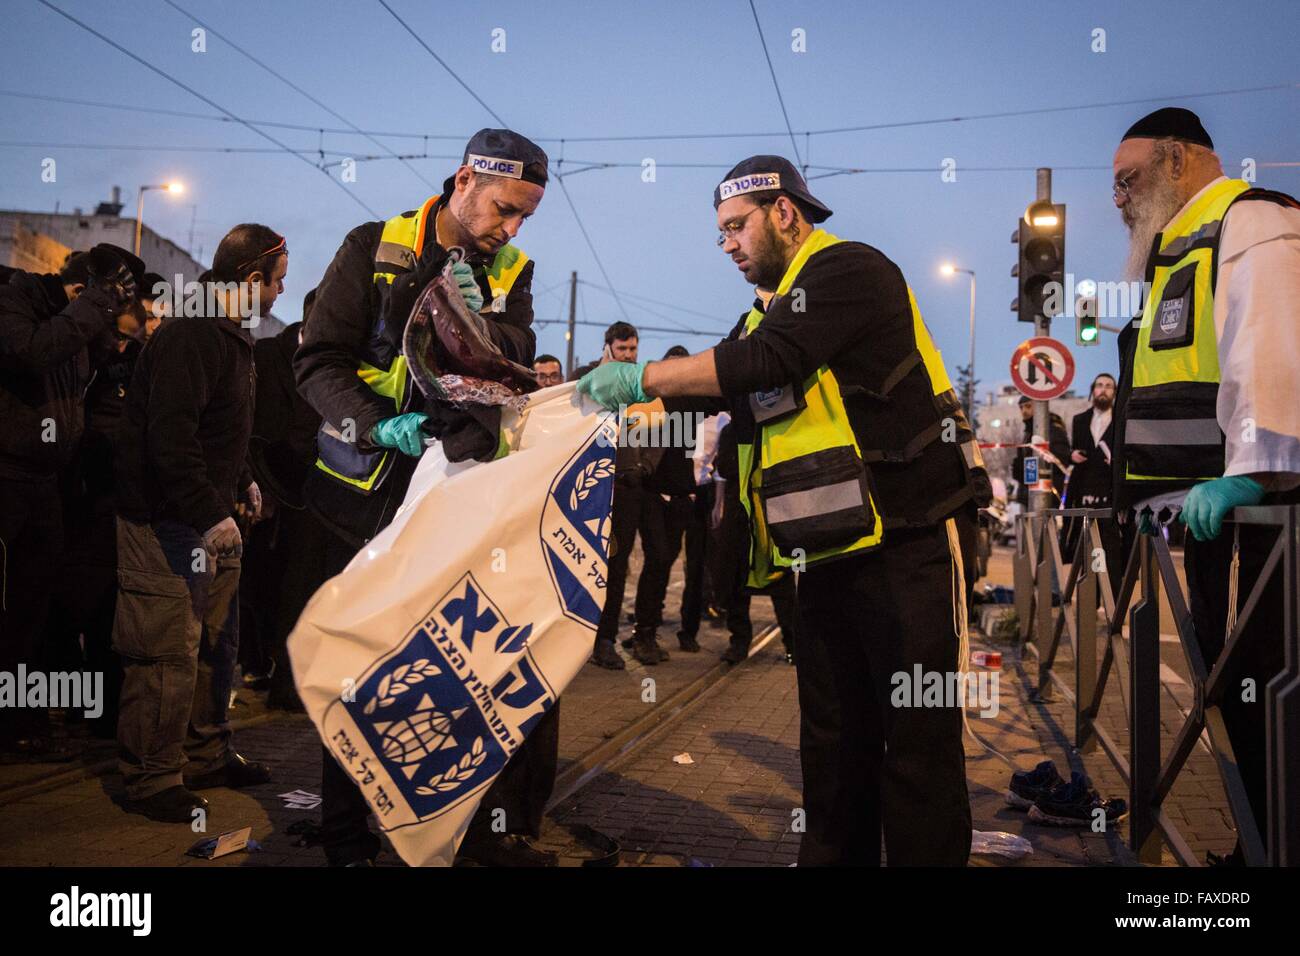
[461,128,549,187]
[713,155,832,222]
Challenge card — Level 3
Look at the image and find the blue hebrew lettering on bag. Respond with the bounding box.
[540,420,617,628]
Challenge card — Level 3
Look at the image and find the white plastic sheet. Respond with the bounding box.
[289,383,616,866]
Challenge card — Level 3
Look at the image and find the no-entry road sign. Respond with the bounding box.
[1010,336,1075,401]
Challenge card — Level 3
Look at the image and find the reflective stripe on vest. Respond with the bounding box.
[315,194,529,493]
[1123,178,1250,485]
[736,229,885,588]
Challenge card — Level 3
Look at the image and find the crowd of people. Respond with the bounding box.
[1,103,1296,869]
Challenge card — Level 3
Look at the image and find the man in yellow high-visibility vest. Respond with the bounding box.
[1110,108,1300,863]
[580,156,990,865]
[294,129,561,867]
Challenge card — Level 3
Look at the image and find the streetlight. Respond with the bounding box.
[134,181,184,257]
[940,263,977,416]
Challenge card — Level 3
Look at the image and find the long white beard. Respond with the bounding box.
[1123,177,1185,283]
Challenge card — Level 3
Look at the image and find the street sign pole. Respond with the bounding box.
[1032,168,1054,515]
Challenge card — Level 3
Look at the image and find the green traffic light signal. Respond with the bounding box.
[1081,325,1098,342]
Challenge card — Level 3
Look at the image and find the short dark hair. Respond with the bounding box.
[604,321,638,345]
[664,345,689,359]
[1090,373,1117,390]
[534,353,561,367]
[210,223,286,284]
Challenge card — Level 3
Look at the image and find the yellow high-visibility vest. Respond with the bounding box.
[315,194,530,492]
[1123,178,1249,485]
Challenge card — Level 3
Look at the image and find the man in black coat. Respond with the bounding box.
[1063,373,1123,593]
[294,130,562,867]
[1013,395,1071,506]
[113,224,285,822]
[0,244,141,761]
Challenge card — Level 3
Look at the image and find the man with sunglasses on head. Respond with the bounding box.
[578,156,990,866]
[113,224,286,822]
[1109,108,1300,864]
[294,129,561,867]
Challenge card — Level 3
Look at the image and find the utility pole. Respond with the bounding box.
[565,270,577,378]
[1031,167,1053,516]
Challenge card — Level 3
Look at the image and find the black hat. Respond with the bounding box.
[140,271,167,300]
[86,243,146,297]
[1121,107,1214,150]
[713,155,832,222]
[461,128,549,187]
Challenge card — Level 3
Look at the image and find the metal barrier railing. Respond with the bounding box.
[1011,505,1300,866]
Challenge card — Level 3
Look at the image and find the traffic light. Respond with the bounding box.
[1076,295,1099,346]
[1011,199,1066,323]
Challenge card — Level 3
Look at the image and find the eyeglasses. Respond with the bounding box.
[235,235,287,273]
[716,204,769,247]
[1112,168,1141,200]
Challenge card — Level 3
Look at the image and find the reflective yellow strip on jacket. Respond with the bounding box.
[736,228,884,586]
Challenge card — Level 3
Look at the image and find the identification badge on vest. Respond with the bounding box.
[1148,262,1197,351]
[749,383,805,424]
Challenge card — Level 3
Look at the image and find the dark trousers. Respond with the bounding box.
[0,476,63,744]
[795,522,973,866]
[1183,519,1287,850]
[313,521,562,864]
[678,487,711,639]
[46,497,122,737]
[595,477,643,646]
[113,518,240,799]
[632,492,695,636]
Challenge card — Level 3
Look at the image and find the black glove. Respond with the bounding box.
[84,246,137,310]
[423,402,502,462]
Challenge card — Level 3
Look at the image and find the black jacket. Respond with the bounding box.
[115,310,255,534]
[250,322,320,509]
[1013,412,1070,504]
[0,271,118,480]
[294,200,536,546]
[1068,407,1115,505]
[697,242,983,529]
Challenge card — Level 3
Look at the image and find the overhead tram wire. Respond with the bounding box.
[3,81,1295,147]
[748,0,802,168]
[376,0,506,126]
[576,279,734,329]
[555,175,632,325]
[34,0,379,217]
[161,0,437,190]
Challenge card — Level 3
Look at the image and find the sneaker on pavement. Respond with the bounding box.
[632,638,667,665]
[1006,759,1065,810]
[677,631,701,653]
[1028,772,1129,827]
[589,641,626,670]
[123,785,209,823]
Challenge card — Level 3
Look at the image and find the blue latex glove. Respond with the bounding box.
[370,412,430,458]
[577,360,649,410]
[1179,475,1264,541]
[449,259,484,312]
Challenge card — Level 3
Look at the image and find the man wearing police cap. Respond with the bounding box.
[579,156,990,865]
[1110,108,1300,863]
[295,128,561,866]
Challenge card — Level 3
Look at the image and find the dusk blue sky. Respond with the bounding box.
[3,0,1296,394]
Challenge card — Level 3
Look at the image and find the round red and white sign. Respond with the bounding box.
[1010,336,1075,401]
